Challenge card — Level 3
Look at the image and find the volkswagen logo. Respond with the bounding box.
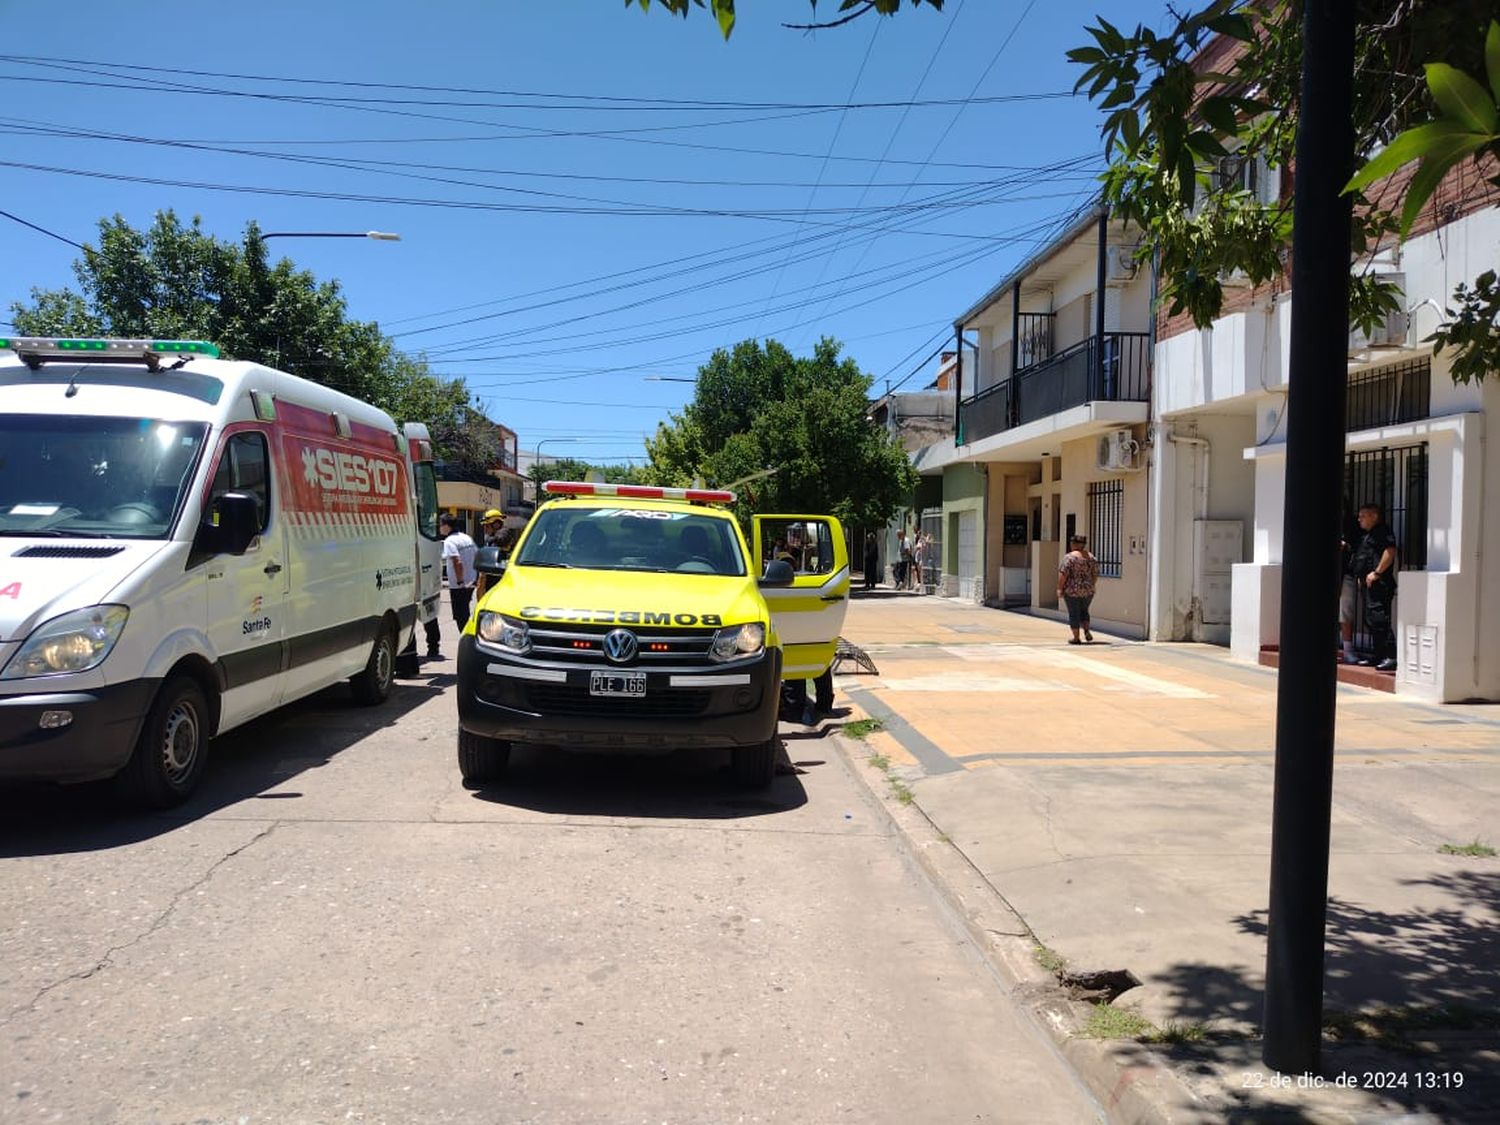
[603,628,639,664]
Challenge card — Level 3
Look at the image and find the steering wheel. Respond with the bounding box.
[108,502,164,525]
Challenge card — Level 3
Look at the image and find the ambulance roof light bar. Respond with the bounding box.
[0,337,221,371]
[543,480,736,505]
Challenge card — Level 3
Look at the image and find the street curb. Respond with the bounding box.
[826,725,1210,1125]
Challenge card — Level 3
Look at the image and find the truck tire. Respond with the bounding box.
[350,623,397,705]
[459,729,510,786]
[731,737,777,790]
[117,675,210,808]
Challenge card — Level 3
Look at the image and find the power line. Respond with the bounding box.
[0,207,84,249]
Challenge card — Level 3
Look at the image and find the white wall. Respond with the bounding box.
[1147,412,1257,640]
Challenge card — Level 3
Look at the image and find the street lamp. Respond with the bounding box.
[642,375,695,383]
[259,230,402,241]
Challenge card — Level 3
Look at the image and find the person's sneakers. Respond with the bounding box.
[1376,657,1398,672]
[1356,656,1374,666]
[816,705,851,719]
[1084,630,1094,643]
[425,650,444,661]
[801,704,818,727]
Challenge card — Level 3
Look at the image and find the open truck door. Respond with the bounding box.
[751,514,849,680]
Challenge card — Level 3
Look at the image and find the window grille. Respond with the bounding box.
[1087,479,1124,578]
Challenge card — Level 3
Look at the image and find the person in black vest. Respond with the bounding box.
[1347,502,1399,671]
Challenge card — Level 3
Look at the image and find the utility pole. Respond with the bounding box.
[1263,0,1356,1076]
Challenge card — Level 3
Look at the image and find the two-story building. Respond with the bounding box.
[939,206,1155,634]
[1154,161,1500,700]
[437,421,527,537]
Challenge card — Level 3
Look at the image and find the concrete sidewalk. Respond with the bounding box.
[823,589,1500,1122]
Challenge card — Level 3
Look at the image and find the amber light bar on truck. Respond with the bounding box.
[542,480,736,504]
[0,337,221,370]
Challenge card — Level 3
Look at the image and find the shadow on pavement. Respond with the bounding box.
[0,673,450,857]
[462,738,809,819]
[1103,872,1500,1119]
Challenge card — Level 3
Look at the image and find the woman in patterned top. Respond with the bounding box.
[1056,535,1099,645]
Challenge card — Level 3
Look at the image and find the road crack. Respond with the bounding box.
[1,821,281,1027]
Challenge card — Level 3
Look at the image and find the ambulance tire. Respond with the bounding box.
[458,730,510,786]
[731,737,778,790]
[117,675,210,808]
[350,622,397,706]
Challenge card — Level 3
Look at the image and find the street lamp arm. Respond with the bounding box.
[259,231,402,241]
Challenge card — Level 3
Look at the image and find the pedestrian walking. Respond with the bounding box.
[1344,502,1399,671]
[899,530,914,590]
[912,531,927,593]
[863,531,880,591]
[440,515,478,631]
[1056,535,1098,645]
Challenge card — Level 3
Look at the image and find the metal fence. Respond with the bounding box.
[1087,479,1124,579]
[959,332,1151,445]
[1343,443,1428,570]
[1346,357,1431,433]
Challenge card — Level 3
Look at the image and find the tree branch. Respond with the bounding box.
[783,2,876,32]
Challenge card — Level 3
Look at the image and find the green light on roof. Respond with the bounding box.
[153,340,220,357]
[0,339,12,350]
[55,339,109,351]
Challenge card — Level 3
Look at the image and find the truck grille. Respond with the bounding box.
[525,622,717,666]
[520,683,710,718]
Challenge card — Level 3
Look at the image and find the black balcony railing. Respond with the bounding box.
[958,332,1151,445]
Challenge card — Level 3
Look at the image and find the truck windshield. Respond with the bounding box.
[515,507,746,576]
[0,414,209,539]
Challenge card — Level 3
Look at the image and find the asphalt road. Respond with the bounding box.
[0,624,1103,1124]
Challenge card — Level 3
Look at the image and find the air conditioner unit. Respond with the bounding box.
[1348,273,1410,352]
[1107,245,1140,283]
[1095,428,1140,472]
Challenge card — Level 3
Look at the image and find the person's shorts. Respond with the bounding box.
[1064,595,1092,629]
[1339,575,1358,624]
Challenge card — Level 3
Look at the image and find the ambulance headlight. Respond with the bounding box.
[710,623,764,662]
[2,605,130,679]
[476,612,530,654]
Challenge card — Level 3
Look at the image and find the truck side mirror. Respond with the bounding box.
[475,546,506,576]
[200,492,260,556]
[759,558,794,588]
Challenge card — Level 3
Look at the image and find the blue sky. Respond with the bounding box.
[0,0,1170,464]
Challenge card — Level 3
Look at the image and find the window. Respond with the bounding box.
[759,518,837,576]
[1087,480,1123,578]
[209,432,271,531]
[1346,357,1430,433]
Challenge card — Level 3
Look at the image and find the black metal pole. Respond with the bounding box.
[1095,208,1108,398]
[1263,0,1356,1076]
[954,323,964,445]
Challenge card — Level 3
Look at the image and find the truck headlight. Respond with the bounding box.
[476,611,531,654]
[710,623,764,662]
[1,605,130,679]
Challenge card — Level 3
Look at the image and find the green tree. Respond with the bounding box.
[645,337,918,527]
[627,0,943,39]
[10,210,500,470]
[1070,1,1497,369]
[526,458,653,494]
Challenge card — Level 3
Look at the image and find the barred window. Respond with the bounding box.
[1346,357,1430,433]
[1343,444,1427,570]
[1087,480,1123,578]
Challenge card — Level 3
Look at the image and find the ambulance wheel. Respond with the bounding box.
[731,737,778,790]
[117,675,209,808]
[350,623,397,705]
[458,729,510,786]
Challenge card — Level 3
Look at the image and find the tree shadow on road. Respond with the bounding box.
[0,673,449,857]
[462,738,809,819]
[1089,871,1500,1120]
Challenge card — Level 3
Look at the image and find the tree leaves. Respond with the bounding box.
[645,337,916,527]
[1426,62,1497,135]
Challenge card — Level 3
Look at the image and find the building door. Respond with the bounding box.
[954,510,979,601]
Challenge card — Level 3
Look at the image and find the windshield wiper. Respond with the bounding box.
[518,560,571,569]
[0,528,108,538]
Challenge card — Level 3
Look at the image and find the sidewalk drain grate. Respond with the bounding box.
[1059,968,1141,1003]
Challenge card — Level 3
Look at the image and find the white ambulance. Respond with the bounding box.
[0,336,442,806]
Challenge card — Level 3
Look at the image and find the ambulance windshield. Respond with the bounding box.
[516,507,746,576]
[0,414,209,539]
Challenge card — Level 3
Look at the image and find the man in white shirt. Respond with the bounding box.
[440,516,479,632]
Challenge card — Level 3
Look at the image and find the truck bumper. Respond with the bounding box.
[457,636,781,751]
[0,679,159,782]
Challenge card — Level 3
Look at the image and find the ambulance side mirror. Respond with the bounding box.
[475,546,506,576]
[759,559,794,588]
[201,492,260,556]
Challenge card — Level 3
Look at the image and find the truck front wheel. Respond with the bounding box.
[458,729,510,786]
[117,675,210,808]
[731,737,778,789]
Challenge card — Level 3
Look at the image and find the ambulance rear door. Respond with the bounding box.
[751,514,849,679]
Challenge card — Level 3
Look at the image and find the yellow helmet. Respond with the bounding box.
[482,508,504,521]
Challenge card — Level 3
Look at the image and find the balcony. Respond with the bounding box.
[958,332,1151,446]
